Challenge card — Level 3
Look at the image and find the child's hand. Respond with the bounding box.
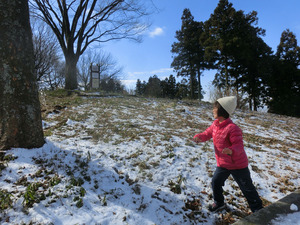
[193,137,201,143]
[222,148,232,155]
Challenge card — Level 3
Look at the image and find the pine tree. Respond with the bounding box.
[171,9,207,100]
[161,75,177,99]
[204,0,236,92]
[136,79,143,95]
[175,79,189,99]
[168,75,177,99]
[232,10,272,110]
[161,78,169,98]
[145,75,161,98]
[267,29,300,117]
[205,0,272,110]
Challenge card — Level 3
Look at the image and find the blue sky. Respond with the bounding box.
[102,0,300,100]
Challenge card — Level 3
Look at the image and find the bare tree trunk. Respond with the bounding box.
[0,0,44,150]
[190,66,196,99]
[197,70,202,100]
[249,98,253,111]
[65,53,78,90]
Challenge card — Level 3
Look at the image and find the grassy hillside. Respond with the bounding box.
[1,92,299,224]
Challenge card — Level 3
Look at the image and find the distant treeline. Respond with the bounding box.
[135,75,192,99]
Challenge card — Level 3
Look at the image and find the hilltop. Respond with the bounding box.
[0,92,299,224]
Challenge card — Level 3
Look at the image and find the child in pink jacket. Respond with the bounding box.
[194,96,263,213]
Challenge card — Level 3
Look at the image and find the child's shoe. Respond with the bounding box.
[208,202,225,212]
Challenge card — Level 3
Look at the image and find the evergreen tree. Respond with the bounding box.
[205,0,272,110]
[204,0,236,91]
[175,78,189,99]
[135,79,147,96]
[171,8,207,100]
[136,79,143,95]
[161,75,177,99]
[136,75,190,100]
[240,34,272,111]
[168,75,177,98]
[145,75,162,98]
[277,29,300,62]
[232,10,272,110]
[267,29,300,117]
[160,78,169,98]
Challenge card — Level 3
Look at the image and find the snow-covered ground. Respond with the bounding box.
[271,203,300,224]
[0,96,299,224]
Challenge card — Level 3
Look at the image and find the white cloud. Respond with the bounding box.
[149,68,173,75]
[149,27,164,38]
[128,68,173,77]
[122,68,174,89]
[120,79,137,88]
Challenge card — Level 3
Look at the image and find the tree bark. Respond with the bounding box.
[197,69,202,100]
[64,53,78,90]
[0,0,44,150]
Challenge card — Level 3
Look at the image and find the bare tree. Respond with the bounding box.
[77,50,123,91]
[0,0,44,150]
[40,61,65,90]
[31,18,65,90]
[31,18,60,87]
[30,0,154,90]
[32,19,60,82]
[77,53,92,91]
[98,52,123,81]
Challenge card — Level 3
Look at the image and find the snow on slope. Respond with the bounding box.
[0,96,299,224]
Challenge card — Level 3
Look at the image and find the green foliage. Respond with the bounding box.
[0,189,13,211]
[0,154,18,173]
[49,174,61,186]
[87,151,91,162]
[135,75,190,100]
[169,175,186,194]
[161,75,177,99]
[21,171,62,208]
[73,196,83,208]
[23,182,43,208]
[3,154,18,161]
[145,75,162,98]
[70,177,85,187]
[79,187,86,197]
[100,78,125,94]
[76,198,83,208]
[205,0,272,110]
[266,29,300,117]
[102,195,107,206]
[171,8,206,100]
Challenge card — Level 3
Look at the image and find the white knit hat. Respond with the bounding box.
[217,96,237,115]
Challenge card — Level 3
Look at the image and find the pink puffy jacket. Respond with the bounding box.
[194,118,248,170]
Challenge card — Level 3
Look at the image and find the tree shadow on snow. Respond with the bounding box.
[2,140,203,225]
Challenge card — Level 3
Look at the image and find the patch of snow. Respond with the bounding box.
[271,212,300,225]
[290,203,299,211]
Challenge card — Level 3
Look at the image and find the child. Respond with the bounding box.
[193,96,263,213]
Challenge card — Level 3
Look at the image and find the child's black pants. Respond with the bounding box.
[211,166,263,212]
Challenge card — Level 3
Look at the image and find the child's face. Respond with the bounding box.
[213,107,218,119]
